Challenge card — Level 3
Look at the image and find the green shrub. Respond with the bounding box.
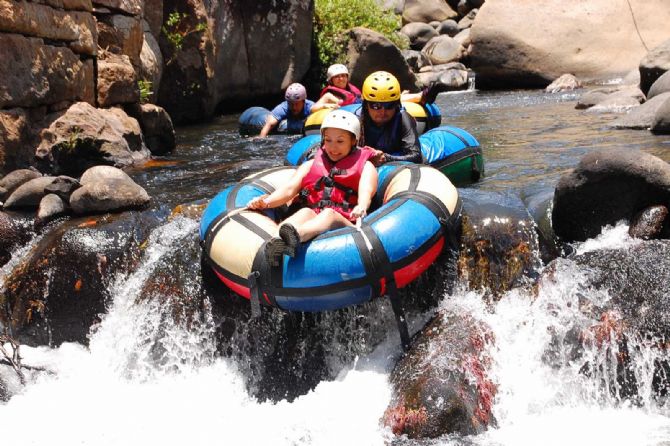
[138,79,153,104]
[161,11,208,64]
[314,0,407,75]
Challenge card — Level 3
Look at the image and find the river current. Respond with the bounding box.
[2,89,670,445]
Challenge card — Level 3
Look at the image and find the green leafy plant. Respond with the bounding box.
[161,11,208,61]
[138,79,153,104]
[314,0,407,73]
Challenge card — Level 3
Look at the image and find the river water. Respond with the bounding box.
[2,89,670,445]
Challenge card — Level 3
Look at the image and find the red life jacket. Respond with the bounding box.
[319,84,362,106]
[300,147,373,220]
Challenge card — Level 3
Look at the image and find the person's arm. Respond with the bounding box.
[259,115,279,138]
[247,161,312,209]
[350,161,379,219]
[311,95,339,112]
[384,112,422,163]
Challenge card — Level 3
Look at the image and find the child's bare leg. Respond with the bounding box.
[294,208,353,242]
[277,208,317,238]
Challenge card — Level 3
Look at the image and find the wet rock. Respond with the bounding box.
[382,311,496,438]
[0,211,161,346]
[0,211,20,266]
[0,169,42,200]
[521,187,561,263]
[3,176,57,210]
[458,201,541,298]
[587,90,644,114]
[629,205,668,240]
[553,149,670,242]
[69,177,150,214]
[37,194,68,224]
[545,74,582,93]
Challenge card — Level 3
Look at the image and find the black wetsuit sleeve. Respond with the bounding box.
[385,111,422,163]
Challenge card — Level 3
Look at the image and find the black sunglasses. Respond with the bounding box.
[367,101,398,110]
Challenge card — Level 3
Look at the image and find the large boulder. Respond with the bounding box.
[3,176,57,210]
[345,27,418,92]
[138,24,164,100]
[125,103,175,155]
[639,38,670,95]
[96,13,144,68]
[0,169,41,201]
[35,102,149,176]
[69,168,150,214]
[382,311,496,438]
[470,0,670,88]
[552,150,670,242]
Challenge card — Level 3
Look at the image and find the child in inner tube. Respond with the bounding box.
[247,109,378,266]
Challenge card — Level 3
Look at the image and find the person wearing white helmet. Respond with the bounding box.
[259,82,334,137]
[248,109,378,264]
[319,63,362,107]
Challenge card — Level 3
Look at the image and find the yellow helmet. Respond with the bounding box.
[362,71,401,102]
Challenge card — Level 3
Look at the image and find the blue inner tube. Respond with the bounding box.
[199,163,461,312]
[238,106,290,136]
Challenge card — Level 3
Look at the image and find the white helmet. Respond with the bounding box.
[320,110,361,142]
[326,64,349,82]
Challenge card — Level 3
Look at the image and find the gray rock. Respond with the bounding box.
[3,176,57,210]
[647,70,670,99]
[402,0,458,24]
[552,150,670,242]
[453,28,471,47]
[651,95,670,134]
[69,178,150,214]
[575,88,617,110]
[437,19,459,36]
[79,165,133,185]
[402,49,430,72]
[0,169,42,200]
[609,92,670,130]
[43,176,80,201]
[400,22,439,51]
[421,35,465,65]
[37,193,68,223]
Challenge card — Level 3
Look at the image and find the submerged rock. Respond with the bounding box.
[382,311,496,438]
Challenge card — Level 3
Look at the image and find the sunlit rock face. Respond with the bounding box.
[470,0,670,88]
[158,0,314,123]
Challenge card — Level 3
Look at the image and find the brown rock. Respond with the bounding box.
[0,109,33,173]
[629,205,668,240]
[402,0,457,25]
[545,74,582,93]
[97,14,143,67]
[97,53,140,107]
[0,34,95,109]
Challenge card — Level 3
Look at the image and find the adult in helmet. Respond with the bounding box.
[259,83,334,137]
[248,109,378,264]
[319,63,362,107]
[358,71,422,166]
